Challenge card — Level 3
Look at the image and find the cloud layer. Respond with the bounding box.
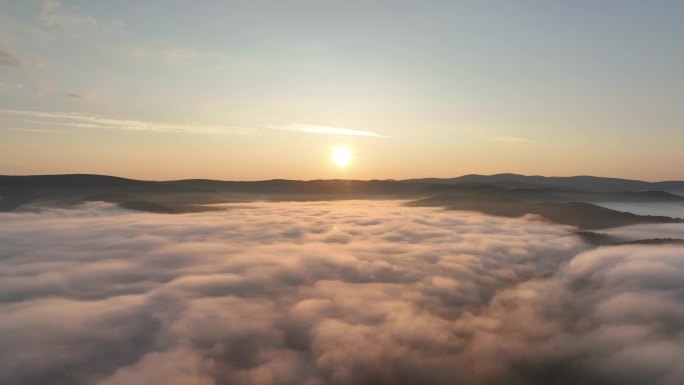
[0,201,682,385]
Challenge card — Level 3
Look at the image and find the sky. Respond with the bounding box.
[0,0,683,181]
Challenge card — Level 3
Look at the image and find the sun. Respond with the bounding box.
[332,147,352,167]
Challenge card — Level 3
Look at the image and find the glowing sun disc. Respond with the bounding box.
[332,147,352,167]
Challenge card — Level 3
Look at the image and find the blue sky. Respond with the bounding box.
[1,0,683,180]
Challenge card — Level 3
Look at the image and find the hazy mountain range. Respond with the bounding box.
[405,173,684,192]
[2,173,683,233]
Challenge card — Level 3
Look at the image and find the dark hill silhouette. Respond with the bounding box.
[1,174,683,229]
[416,184,684,203]
[164,178,425,196]
[619,238,684,245]
[575,231,684,246]
[406,195,682,229]
[0,175,428,212]
[0,174,206,191]
[405,173,684,192]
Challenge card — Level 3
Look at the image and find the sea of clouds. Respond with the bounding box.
[1,201,683,385]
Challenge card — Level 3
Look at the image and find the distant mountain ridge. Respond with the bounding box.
[2,172,683,192]
[1,173,683,230]
[1,173,683,209]
[403,173,684,192]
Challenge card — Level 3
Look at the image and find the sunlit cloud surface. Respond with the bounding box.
[1,201,683,384]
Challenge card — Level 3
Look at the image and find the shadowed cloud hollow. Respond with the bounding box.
[0,201,682,385]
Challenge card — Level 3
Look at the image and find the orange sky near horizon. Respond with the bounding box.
[1,1,683,181]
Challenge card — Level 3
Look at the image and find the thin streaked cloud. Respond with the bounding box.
[129,45,237,65]
[0,50,25,67]
[40,0,97,28]
[0,109,254,136]
[0,110,386,139]
[15,0,126,40]
[493,135,536,146]
[272,123,387,138]
[32,83,55,95]
[9,127,58,134]
[0,82,25,90]
[160,47,202,63]
[66,91,94,100]
[0,47,43,70]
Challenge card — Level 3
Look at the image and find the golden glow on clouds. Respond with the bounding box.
[273,123,385,138]
[332,147,352,168]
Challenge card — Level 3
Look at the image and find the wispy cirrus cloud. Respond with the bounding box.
[32,0,124,39]
[66,91,95,101]
[32,83,55,95]
[129,45,235,65]
[0,48,43,69]
[0,50,25,67]
[272,123,387,138]
[10,127,58,134]
[40,0,97,28]
[494,135,536,145]
[0,109,254,136]
[160,47,202,63]
[0,82,25,91]
[0,110,385,139]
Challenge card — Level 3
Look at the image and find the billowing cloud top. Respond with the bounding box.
[0,201,682,385]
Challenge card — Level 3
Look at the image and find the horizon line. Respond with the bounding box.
[1,172,682,184]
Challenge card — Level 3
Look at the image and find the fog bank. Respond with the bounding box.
[1,202,682,385]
